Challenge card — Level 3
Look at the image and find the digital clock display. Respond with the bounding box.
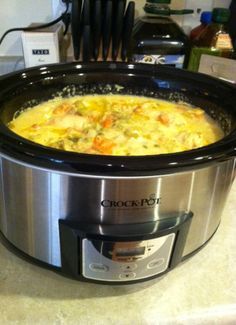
[115,247,145,257]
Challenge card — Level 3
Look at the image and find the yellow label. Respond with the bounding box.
[215,34,233,49]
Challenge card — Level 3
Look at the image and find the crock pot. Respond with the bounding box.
[0,62,235,284]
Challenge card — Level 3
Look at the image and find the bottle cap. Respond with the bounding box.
[212,8,230,23]
[144,2,193,15]
[200,11,212,25]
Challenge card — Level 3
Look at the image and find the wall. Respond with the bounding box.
[183,0,231,32]
[127,0,231,16]
[0,0,54,56]
[134,0,231,32]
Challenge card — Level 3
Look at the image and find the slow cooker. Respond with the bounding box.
[0,62,235,284]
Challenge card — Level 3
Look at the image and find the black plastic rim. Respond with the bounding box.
[0,61,236,176]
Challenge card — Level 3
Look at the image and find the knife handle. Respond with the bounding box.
[71,0,82,60]
[92,0,102,61]
[83,25,91,62]
[102,0,113,61]
[121,1,135,62]
[112,0,126,61]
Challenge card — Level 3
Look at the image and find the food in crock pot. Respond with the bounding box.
[8,94,224,155]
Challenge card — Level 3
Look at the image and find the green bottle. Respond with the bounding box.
[187,8,234,72]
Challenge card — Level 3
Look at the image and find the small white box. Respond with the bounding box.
[21,23,64,68]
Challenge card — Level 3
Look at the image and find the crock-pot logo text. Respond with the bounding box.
[101,195,161,209]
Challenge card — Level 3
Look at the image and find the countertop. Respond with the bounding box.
[0,182,236,325]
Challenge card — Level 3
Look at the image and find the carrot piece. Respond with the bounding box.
[102,116,114,128]
[157,114,170,125]
[31,124,40,130]
[92,136,115,154]
[53,103,71,115]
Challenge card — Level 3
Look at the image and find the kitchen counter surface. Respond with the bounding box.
[0,182,236,325]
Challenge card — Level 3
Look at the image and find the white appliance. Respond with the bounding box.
[21,23,64,68]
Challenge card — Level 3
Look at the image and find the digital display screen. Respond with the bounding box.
[115,247,145,257]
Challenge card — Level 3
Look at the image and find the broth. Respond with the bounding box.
[8,94,224,156]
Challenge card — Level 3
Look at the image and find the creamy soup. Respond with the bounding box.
[8,94,224,156]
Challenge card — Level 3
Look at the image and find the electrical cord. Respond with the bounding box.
[0,0,70,46]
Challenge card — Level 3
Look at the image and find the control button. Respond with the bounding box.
[119,272,136,280]
[120,264,137,271]
[147,258,165,269]
[89,263,109,272]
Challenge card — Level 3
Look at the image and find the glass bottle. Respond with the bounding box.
[129,0,192,68]
[187,8,234,72]
[190,11,212,41]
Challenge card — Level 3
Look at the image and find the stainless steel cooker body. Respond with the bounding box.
[0,154,235,267]
[0,62,235,283]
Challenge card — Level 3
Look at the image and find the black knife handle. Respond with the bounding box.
[121,1,135,62]
[81,0,91,62]
[102,0,113,61]
[93,0,102,60]
[82,0,91,26]
[112,0,126,61]
[83,25,91,62]
[71,0,82,60]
